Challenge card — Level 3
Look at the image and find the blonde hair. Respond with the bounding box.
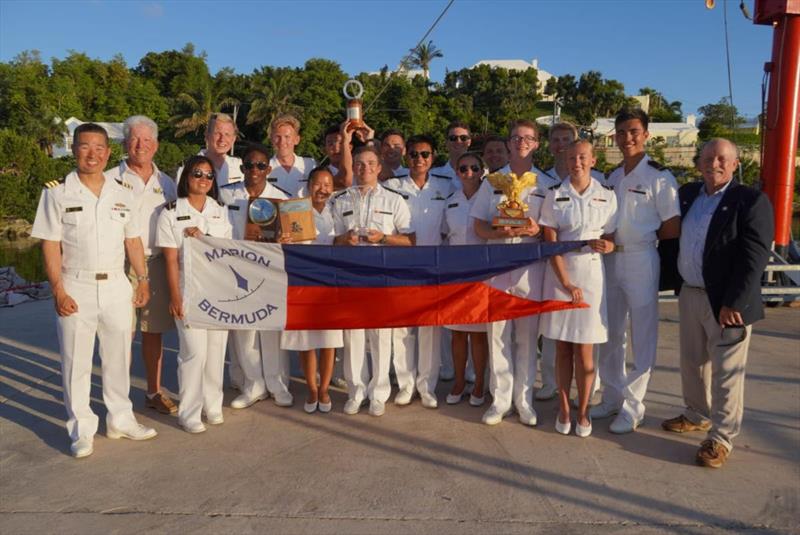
[269,114,301,137]
[206,113,237,136]
[549,121,578,141]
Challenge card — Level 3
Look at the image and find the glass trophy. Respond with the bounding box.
[347,185,376,245]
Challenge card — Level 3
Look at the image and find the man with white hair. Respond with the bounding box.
[105,115,178,415]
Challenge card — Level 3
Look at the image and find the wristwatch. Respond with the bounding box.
[379,234,388,245]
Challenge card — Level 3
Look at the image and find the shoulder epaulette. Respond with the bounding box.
[647,160,668,171]
[164,201,176,210]
[44,178,64,189]
[273,184,291,197]
[114,178,132,190]
[216,199,225,206]
[493,189,503,195]
[220,182,239,188]
[602,184,614,191]
[431,173,451,180]
[548,183,560,190]
[541,169,557,180]
[333,190,348,199]
[391,174,409,180]
[382,185,409,200]
[446,191,455,199]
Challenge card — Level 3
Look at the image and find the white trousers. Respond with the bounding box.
[598,248,660,420]
[258,331,291,395]
[392,326,441,397]
[57,275,137,441]
[487,315,539,413]
[230,330,267,398]
[344,328,392,403]
[176,320,228,425]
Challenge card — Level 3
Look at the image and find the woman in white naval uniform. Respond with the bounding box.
[279,168,344,413]
[157,156,233,434]
[539,140,617,437]
[442,152,488,406]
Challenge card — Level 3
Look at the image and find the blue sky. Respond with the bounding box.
[0,0,771,118]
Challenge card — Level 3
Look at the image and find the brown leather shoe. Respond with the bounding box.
[662,414,711,433]
[696,439,729,468]
[146,392,177,415]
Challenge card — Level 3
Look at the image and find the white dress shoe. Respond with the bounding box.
[555,414,572,435]
[106,423,157,441]
[575,417,592,438]
[394,389,413,406]
[272,391,294,408]
[343,398,363,415]
[589,401,620,419]
[535,384,558,401]
[482,406,511,426]
[318,400,332,413]
[609,412,642,434]
[369,400,386,416]
[205,412,224,425]
[517,406,538,426]
[230,392,267,410]
[446,386,470,405]
[420,393,438,409]
[304,401,318,414]
[180,420,207,434]
[469,394,485,407]
[70,436,93,458]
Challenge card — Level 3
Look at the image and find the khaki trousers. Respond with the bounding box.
[678,285,751,451]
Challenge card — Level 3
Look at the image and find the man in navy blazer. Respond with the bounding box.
[661,138,773,468]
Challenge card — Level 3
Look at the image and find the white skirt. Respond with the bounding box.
[280,329,344,351]
[540,252,608,344]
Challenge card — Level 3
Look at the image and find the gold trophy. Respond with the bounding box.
[486,171,538,227]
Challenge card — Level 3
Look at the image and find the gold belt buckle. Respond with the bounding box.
[95,273,108,280]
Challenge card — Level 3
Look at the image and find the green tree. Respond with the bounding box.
[639,87,683,122]
[170,80,240,138]
[697,97,744,140]
[245,68,301,140]
[408,40,443,80]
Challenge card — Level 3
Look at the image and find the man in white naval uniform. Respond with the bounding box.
[482,134,509,173]
[217,143,295,408]
[105,115,177,415]
[200,113,244,188]
[385,135,453,409]
[267,113,316,197]
[32,123,157,458]
[592,108,680,433]
[378,129,408,181]
[430,120,472,192]
[471,119,556,426]
[333,146,415,417]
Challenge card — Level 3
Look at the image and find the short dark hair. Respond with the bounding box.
[351,145,382,162]
[73,123,109,146]
[177,155,220,201]
[615,107,650,131]
[482,134,508,150]
[323,125,341,139]
[446,120,470,135]
[456,151,486,171]
[406,134,436,153]
[241,142,271,162]
[308,165,334,185]
[380,129,405,142]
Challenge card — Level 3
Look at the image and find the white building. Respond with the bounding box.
[470,58,557,100]
[592,115,699,147]
[51,117,125,158]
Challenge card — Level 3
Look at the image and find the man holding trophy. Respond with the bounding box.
[332,145,414,417]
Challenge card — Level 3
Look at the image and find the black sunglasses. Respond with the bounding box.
[243,161,270,170]
[459,164,482,173]
[409,150,432,159]
[448,135,470,142]
[190,170,215,180]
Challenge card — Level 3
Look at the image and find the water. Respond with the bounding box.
[0,244,44,282]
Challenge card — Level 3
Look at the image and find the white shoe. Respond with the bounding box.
[576,417,592,438]
[517,406,538,427]
[230,392,267,409]
[369,400,386,416]
[589,401,620,420]
[272,391,294,408]
[394,389,413,406]
[70,436,93,458]
[535,384,558,401]
[205,412,224,425]
[304,401,318,414]
[420,393,438,409]
[555,414,571,435]
[446,386,470,405]
[106,423,158,441]
[469,394,485,407]
[332,377,348,389]
[180,420,206,434]
[318,400,332,413]
[482,406,511,426]
[343,398,363,415]
[609,412,642,434]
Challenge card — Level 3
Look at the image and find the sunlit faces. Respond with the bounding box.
[548,128,576,159]
[187,162,215,196]
[324,132,343,166]
[381,134,406,168]
[353,151,382,186]
[567,142,597,180]
[614,118,649,158]
[446,127,471,158]
[241,151,271,183]
[507,126,539,160]
[482,140,508,171]
[206,120,236,157]
[270,124,301,159]
[125,124,158,167]
[407,142,434,176]
[309,170,334,206]
[699,140,739,193]
[73,132,111,175]
[456,155,483,192]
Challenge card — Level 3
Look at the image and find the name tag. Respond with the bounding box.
[375,210,393,215]
[177,215,191,221]
[342,210,353,217]
[493,190,503,195]
[628,189,647,195]
[228,205,240,211]
[592,198,607,203]
[532,193,546,199]
[556,197,570,202]
[447,203,459,209]
[267,177,278,183]
[65,206,82,213]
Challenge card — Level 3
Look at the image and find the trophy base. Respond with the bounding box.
[492,216,530,228]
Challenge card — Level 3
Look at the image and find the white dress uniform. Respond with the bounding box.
[430,162,461,191]
[155,197,232,428]
[281,204,343,350]
[598,155,680,421]
[540,179,618,342]
[383,174,453,399]
[546,166,605,183]
[31,172,143,441]
[332,184,413,405]
[469,163,553,418]
[217,181,293,401]
[268,154,317,197]
[442,188,486,332]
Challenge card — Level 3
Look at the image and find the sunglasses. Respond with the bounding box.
[243,161,270,170]
[459,164,482,173]
[190,170,215,180]
[448,135,470,142]
[409,150,432,159]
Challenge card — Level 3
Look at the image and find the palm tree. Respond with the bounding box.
[246,70,300,137]
[170,81,239,137]
[408,40,443,80]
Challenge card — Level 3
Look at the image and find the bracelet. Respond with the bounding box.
[136,275,150,282]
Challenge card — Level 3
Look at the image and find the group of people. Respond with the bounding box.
[31,107,773,470]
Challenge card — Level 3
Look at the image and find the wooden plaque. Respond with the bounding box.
[278,197,317,242]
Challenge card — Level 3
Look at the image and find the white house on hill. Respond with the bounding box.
[51,117,125,158]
